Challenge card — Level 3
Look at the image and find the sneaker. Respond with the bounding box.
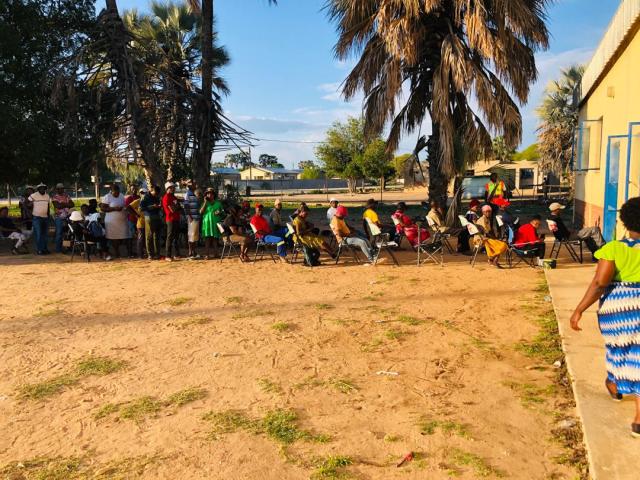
[165,257,173,262]
[105,255,113,261]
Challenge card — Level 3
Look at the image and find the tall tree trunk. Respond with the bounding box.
[193,0,213,188]
[427,125,450,207]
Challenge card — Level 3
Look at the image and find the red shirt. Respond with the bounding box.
[250,214,271,238]
[513,223,541,246]
[162,193,181,222]
[125,194,139,223]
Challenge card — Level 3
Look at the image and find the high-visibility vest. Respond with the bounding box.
[485,180,504,198]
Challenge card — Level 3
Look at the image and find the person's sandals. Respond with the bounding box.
[632,423,640,438]
[605,379,623,401]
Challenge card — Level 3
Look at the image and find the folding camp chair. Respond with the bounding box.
[286,222,306,264]
[217,223,240,262]
[365,218,399,266]
[249,224,278,263]
[506,225,539,268]
[415,221,444,266]
[391,215,407,247]
[334,238,362,265]
[459,216,483,267]
[546,219,583,263]
[425,215,455,254]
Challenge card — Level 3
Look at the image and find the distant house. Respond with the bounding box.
[211,167,241,182]
[450,158,543,197]
[239,166,303,181]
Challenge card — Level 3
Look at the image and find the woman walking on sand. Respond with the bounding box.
[570,197,640,437]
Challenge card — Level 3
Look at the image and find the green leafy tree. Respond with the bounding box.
[359,139,395,190]
[491,136,515,164]
[392,154,413,179]
[328,0,551,206]
[298,160,317,170]
[225,152,251,169]
[315,117,366,194]
[258,154,282,168]
[300,166,323,180]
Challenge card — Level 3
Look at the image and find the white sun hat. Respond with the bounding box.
[164,181,175,189]
[548,202,566,211]
[69,211,84,222]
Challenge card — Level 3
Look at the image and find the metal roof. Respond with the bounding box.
[211,168,241,175]
[579,0,640,104]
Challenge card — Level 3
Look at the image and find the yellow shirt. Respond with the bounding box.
[362,208,379,224]
[129,198,145,229]
[330,216,350,238]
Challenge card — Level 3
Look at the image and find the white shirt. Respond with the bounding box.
[28,192,50,218]
[327,207,337,222]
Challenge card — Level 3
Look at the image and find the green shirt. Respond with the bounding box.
[594,240,640,282]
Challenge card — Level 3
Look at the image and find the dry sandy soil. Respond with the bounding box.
[0,249,583,479]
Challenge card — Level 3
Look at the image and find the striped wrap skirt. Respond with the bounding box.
[598,282,640,395]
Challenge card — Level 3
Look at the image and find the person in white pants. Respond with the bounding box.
[0,206,32,253]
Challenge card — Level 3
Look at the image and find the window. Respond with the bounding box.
[575,118,602,171]
[519,168,535,189]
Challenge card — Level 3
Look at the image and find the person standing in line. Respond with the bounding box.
[51,183,74,253]
[100,184,129,259]
[127,189,146,259]
[141,185,163,260]
[570,197,640,437]
[162,182,181,261]
[124,184,140,258]
[183,180,201,259]
[200,188,224,259]
[19,186,34,230]
[29,183,51,255]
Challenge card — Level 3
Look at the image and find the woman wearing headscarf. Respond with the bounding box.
[474,204,508,267]
[571,197,640,437]
[392,202,429,247]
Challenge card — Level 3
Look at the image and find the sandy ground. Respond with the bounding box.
[0,249,581,479]
[250,187,429,205]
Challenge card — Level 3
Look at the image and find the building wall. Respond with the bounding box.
[239,169,273,180]
[575,22,640,237]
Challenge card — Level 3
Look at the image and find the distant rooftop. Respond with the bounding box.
[211,167,241,175]
[241,166,303,174]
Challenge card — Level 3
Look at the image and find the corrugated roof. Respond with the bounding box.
[211,168,241,175]
[579,0,640,104]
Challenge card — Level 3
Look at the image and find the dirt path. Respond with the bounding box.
[0,252,583,479]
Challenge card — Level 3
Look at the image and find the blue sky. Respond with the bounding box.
[104,0,621,168]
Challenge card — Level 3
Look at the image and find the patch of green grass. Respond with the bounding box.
[258,378,283,394]
[396,315,424,326]
[0,457,84,480]
[75,356,126,376]
[34,308,64,317]
[224,296,243,304]
[383,434,401,442]
[362,295,378,302]
[329,378,358,394]
[315,303,333,310]
[167,296,193,307]
[271,321,291,332]
[515,310,563,364]
[448,448,504,478]
[18,374,78,400]
[418,417,471,438]
[384,329,405,340]
[503,381,556,408]
[166,387,208,407]
[94,403,120,420]
[311,455,353,479]
[202,410,258,435]
[203,408,329,445]
[293,377,326,390]
[119,396,163,422]
[178,316,213,328]
[232,310,274,320]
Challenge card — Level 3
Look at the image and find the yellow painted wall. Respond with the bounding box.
[239,168,273,180]
[576,23,640,237]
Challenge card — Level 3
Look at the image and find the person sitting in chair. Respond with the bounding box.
[513,215,546,261]
[392,202,429,248]
[475,205,508,268]
[68,210,110,260]
[292,206,335,258]
[548,202,605,259]
[250,204,288,263]
[0,206,31,254]
[331,206,374,264]
[362,198,395,241]
[223,204,253,262]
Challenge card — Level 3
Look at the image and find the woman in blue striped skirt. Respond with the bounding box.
[571,197,640,437]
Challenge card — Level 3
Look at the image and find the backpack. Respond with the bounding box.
[87,218,105,238]
[302,246,321,267]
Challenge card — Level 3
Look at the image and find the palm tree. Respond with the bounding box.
[537,65,584,176]
[327,0,551,205]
